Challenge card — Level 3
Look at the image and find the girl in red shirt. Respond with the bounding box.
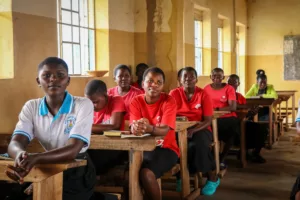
[204,68,239,169]
[170,67,220,196]
[131,63,149,91]
[108,64,143,120]
[128,67,179,200]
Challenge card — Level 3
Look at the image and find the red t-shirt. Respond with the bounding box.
[132,81,145,93]
[107,86,143,120]
[169,86,213,131]
[203,84,237,118]
[129,93,179,156]
[236,92,246,105]
[93,96,126,126]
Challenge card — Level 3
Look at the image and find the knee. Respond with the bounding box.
[139,168,155,183]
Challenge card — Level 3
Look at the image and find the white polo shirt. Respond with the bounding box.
[13,92,93,153]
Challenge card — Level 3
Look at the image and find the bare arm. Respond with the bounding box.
[189,116,212,133]
[217,100,237,111]
[92,112,125,134]
[8,135,29,159]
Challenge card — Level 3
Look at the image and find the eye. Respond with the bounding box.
[43,73,51,78]
[57,73,64,78]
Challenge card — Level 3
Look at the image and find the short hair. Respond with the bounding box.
[211,67,224,74]
[113,64,131,77]
[136,63,149,73]
[85,80,107,96]
[177,68,183,78]
[181,66,198,77]
[257,74,267,81]
[228,74,240,82]
[38,57,68,73]
[143,67,165,82]
[256,69,265,76]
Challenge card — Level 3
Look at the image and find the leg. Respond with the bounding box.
[140,168,161,200]
[240,118,247,168]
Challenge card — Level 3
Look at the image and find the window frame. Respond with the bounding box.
[217,20,224,69]
[194,10,203,76]
[57,0,96,76]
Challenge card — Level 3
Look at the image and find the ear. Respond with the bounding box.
[36,77,41,86]
[142,81,145,89]
[222,75,225,80]
[238,82,240,86]
[210,75,213,80]
[67,77,70,86]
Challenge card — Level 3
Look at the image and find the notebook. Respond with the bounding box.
[0,153,12,160]
[103,130,130,137]
[121,133,151,139]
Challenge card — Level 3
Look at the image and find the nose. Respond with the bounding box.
[50,74,57,82]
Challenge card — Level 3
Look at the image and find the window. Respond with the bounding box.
[236,28,240,76]
[57,0,95,75]
[194,10,203,76]
[217,27,223,69]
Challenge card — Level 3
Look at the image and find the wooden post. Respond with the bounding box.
[240,118,247,168]
[178,129,190,198]
[33,172,63,200]
[269,105,273,147]
[286,99,289,131]
[212,118,220,174]
[129,150,143,200]
[292,94,296,126]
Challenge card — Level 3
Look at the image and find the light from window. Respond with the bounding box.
[57,0,95,75]
[194,20,203,76]
[218,27,223,69]
[236,31,240,76]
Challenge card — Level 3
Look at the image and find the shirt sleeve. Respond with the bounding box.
[238,93,247,105]
[107,87,114,96]
[111,96,126,113]
[227,85,237,101]
[262,85,278,99]
[160,96,177,130]
[69,98,93,147]
[245,84,257,98]
[13,101,35,141]
[296,100,300,122]
[202,92,213,116]
[129,97,142,124]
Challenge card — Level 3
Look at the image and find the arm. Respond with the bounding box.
[92,112,125,134]
[245,84,257,98]
[189,116,212,133]
[297,122,300,135]
[131,120,170,136]
[217,100,236,111]
[262,85,278,99]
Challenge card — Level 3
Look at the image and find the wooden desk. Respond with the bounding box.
[0,160,86,200]
[175,121,197,199]
[212,111,230,174]
[89,135,158,200]
[236,109,249,168]
[277,90,297,128]
[246,98,275,147]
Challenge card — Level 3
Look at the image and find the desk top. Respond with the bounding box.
[175,121,197,132]
[213,111,230,118]
[276,90,297,94]
[246,98,275,106]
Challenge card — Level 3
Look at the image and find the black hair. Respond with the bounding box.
[181,66,198,78]
[257,74,267,81]
[113,64,131,77]
[38,57,68,73]
[143,67,165,82]
[136,63,149,72]
[256,69,265,76]
[211,67,224,74]
[177,68,183,78]
[85,80,107,96]
[228,74,240,82]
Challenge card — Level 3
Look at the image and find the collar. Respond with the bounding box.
[39,91,74,117]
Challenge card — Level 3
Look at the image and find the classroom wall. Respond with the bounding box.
[247,0,300,102]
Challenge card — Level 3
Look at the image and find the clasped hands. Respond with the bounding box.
[131,118,151,136]
[5,151,39,184]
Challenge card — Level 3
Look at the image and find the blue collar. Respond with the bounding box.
[39,92,74,118]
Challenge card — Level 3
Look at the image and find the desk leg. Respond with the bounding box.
[212,118,220,174]
[286,100,289,131]
[269,105,273,147]
[129,150,143,200]
[254,114,258,122]
[240,118,247,168]
[292,94,296,127]
[178,129,190,198]
[33,172,63,200]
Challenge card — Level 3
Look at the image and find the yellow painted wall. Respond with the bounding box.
[247,0,300,102]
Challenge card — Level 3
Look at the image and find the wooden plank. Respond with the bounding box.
[129,150,143,200]
[94,186,123,193]
[89,135,157,151]
[185,189,201,200]
[178,129,190,198]
[175,121,197,132]
[33,172,63,200]
[212,118,220,174]
[246,98,275,106]
[240,118,247,168]
[213,111,230,118]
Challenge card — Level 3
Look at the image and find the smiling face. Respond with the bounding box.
[257,78,267,90]
[227,76,240,91]
[143,72,164,98]
[180,70,197,89]
[114,68,131,88]
[210,70,224,84]
[36,64,70,97]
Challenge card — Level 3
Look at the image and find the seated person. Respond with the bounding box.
[6,57,96,200]
[127,67,179,200]
[245,74,278,121]
[177,68,183,87]
[85,80,127,175]
[290,103,300,200]
[132,63,149,92]
[228,74,267,163]
[204,68,239,169]
[108,64,143,121]
[169,67,220,196]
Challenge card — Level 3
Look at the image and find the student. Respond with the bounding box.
[132,63,149,91]
[290,106,300,200]
[203,68,238,169]
[85,80,127,175]
[128,67,179,200]
[245,74,278,121]
[169,67,220,196]
[177,68,183,87]
[108,65,143,120]
[6,57,96,200]
[228,74,267,163]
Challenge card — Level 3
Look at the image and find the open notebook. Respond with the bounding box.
[103,130,150,138]
[0,153,12,160]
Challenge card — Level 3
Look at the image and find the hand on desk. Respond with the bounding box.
[131,118,149,135]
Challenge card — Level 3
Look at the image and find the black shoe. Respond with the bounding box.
[251,153,266,163]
